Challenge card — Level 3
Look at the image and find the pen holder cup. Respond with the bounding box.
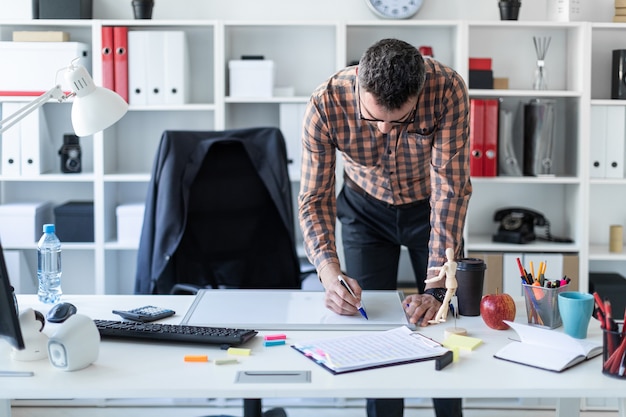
[522,283,568,329]
[602,322,625,379]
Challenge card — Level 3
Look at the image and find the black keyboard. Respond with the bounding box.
[94,319,258,346]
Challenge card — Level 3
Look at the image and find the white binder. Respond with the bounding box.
[605,106,626,179]
[129,31,188,106]
[20,106,52,176]
[279,103,306,180]
[163,31,188,105]
[1,102,22,176]
[145,31,166,105]
[128,31,148,106]
[590,106,607,179]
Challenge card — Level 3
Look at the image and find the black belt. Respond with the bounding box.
[343,174,427,209]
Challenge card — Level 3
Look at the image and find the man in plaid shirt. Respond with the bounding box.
[299,38,472,417]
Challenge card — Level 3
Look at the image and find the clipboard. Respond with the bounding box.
[181,289,415,330]
[291,326,448,374]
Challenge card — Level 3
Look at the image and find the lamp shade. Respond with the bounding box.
[65,64,128,137]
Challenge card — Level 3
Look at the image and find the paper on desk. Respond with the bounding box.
[291,326,448,374]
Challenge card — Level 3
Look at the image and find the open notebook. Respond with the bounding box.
[181,289,414,330]
[494,321,602,372]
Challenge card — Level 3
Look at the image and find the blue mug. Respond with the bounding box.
[557,292,594,339]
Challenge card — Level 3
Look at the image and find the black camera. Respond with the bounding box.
[59,134,82,173]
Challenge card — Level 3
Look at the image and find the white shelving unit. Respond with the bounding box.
[588,23,626,280]
[0,19,618,296]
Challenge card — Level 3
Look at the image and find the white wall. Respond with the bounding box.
[0,0,615,22]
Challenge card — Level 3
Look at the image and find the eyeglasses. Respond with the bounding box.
[357,85,417,126]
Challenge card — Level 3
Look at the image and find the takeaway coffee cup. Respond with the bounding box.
[455,258,486,316]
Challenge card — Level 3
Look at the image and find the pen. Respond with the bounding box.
[337,275,368,320]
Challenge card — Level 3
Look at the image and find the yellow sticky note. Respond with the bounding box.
[442,333,482,351]
[227,347,251,356]
[451,346,460,362]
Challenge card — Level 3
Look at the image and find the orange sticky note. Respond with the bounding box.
[184,355,208,362]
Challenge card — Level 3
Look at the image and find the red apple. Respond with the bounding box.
[480,290,516,330]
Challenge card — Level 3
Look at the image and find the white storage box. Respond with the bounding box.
[546,0,593,22]
[0,42,91,93]
[116,204,145,245]
[0,202,53,246]
[229,60,274,98]
[4,250,35,294]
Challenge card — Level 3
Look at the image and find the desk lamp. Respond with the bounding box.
[0,58,128,136]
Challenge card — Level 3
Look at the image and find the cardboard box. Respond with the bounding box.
[0,202,53,246]
[229,60,274,98]
[0,42,90,93]
[116,203,145,245]
[54,201,94,242]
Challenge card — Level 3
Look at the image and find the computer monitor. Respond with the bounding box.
[0,241,25,350]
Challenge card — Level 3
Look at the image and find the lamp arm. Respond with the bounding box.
[0,86,68,135]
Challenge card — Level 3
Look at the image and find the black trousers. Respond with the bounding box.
[337,184,463,417]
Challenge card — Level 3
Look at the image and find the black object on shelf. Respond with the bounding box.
[33,0,93,19]
[469,70,493,89]
[54,201,94,242]
[589,273,626,320]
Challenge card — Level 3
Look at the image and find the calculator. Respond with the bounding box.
[112,306,175,322]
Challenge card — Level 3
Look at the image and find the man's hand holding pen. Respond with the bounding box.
[318,264,365,317]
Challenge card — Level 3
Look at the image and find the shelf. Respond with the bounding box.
[0,19,600,294]
[0,174,96,182]
[470,176,580,185]
[470,89,582,98]
[589,244,626,261]
[467,235,579,253]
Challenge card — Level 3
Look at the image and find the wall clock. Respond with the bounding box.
[364,0,424,19]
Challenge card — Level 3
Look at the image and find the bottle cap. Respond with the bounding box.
[43,224,55,233]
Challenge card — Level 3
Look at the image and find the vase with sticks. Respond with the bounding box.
[533,36,551,90]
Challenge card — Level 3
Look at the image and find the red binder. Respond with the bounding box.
[101,26,114,91]
[113,26,129,103]
[469,98,485,177]
[483,99,499,177]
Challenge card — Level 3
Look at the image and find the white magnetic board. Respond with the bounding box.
[181,289,415,330]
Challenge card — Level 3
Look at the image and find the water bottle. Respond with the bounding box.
[37,224,62,304]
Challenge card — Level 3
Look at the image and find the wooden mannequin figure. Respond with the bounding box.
[425,247,457,324]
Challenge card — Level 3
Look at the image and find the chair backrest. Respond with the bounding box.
[135,127,301,294]
[174,140,299,289]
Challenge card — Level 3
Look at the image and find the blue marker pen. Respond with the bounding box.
[337,275,368,320]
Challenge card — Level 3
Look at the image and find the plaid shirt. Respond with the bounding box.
[298,59,472,276]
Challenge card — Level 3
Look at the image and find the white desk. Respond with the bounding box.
[1,294,624,417]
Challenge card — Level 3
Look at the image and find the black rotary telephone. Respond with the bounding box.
[492,207,572,244]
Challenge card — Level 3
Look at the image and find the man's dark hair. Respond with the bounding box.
[358,38,426,111]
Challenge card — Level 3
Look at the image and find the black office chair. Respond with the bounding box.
[135,127,302,417]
